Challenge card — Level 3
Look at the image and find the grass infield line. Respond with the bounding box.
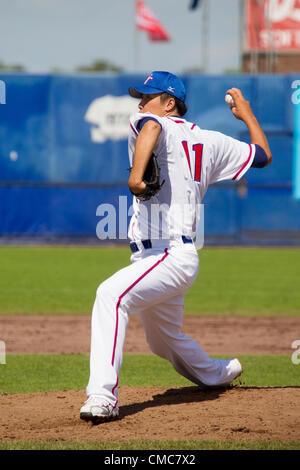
[0,354,299,394]
[0,439,299,450]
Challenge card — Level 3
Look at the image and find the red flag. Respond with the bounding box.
[136,1,170,41]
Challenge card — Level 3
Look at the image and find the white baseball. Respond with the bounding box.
[225,94,235,107]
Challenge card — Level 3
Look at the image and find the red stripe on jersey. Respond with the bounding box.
[111,248,169,367]
[182,140,192,175]
[193,143,203,182]
[111,376,119,407]
[191,123,196,130]
[130,123,138,136]
[232,144,252,180]
[167,117,185,124]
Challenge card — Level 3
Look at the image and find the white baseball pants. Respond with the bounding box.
[86,240,235,407]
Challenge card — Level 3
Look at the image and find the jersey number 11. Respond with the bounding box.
[181,141,203,182]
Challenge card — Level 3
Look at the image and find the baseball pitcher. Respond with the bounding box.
[80,71,272,424]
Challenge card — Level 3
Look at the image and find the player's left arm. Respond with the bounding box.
[128,120,162,195]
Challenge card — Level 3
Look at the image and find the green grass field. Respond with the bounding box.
[0,245,299,451]
[0,245,299,316]
[1,354,299,395]
[0,439,299,451]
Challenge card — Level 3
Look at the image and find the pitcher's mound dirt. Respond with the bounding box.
[1,386,300,443]
[1,314,300,445]
[2,315,300,355]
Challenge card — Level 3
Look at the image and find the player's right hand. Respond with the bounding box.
[226,88,254,123]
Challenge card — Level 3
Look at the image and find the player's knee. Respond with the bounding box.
[149,343,164,357]
[146,336,168,359]
[96,279,114,300]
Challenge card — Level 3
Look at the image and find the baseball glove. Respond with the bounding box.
[131,154,165,201]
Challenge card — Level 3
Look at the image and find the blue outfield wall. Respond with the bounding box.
[0,72,299,244]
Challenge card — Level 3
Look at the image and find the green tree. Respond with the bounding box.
[75,59,123,73]
[223,68,242,75]
[183,66,204,74]
[0,61,25,72]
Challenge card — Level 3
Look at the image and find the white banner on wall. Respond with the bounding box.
[85,95,138,143]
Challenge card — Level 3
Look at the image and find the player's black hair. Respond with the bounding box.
[160,93,188,117]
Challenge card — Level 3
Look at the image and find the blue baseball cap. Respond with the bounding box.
[129,71,186,103]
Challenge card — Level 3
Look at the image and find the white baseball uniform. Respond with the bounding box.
[86,112,255,408]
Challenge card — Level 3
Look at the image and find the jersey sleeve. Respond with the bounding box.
[209,132,255,183]
[251,144,268,168]
[136,116,162,132]
[129,112,166,161]
[130,112,163,135]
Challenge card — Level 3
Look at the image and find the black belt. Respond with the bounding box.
[129,236,193,254]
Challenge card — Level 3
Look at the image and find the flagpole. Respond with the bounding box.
[239,0,245,72]
[201,0,209,73]
[134,0,139,72]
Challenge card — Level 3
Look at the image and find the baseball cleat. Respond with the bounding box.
[198,358,243,390]
[215,358,243,388]
[80,396,119,424]
[225,358,242,383]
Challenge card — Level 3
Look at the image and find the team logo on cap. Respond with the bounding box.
[144,74,153,84]
[168,86,175,92]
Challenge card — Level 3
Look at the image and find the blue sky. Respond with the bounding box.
[0,0,242,74]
